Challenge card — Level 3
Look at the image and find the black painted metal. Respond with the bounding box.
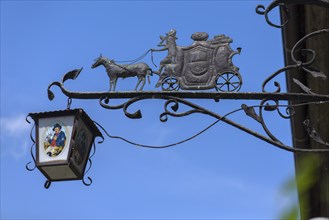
[256,0,329,28]
[46,20,328,153]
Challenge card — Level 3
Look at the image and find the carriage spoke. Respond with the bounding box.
[220,75,228,82]
[226,73,231,81]
[216,72,242,92]
[162,76,179,91]
[218,83,226,89]
[230,83,238,90]
[227,74,236,81]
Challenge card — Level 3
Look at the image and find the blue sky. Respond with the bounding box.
[1,1,298,219]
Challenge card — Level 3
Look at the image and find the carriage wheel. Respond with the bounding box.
[215,72,242,92]
[161,76,180,91]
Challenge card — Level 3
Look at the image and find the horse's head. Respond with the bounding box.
[91,54,108,68]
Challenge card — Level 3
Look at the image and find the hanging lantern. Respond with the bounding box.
[27,109,102,185]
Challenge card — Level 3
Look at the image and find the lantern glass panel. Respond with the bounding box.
[38,115,74,163]
[70,118,94,175]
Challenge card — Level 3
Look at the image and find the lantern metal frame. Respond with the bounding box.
[26,109,103,188]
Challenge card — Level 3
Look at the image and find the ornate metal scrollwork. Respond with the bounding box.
[94,94,329,153]
[82,142,96,186]
[256,0,329,28]
[25,116,53,189]
[256,0,329,152]
[46,25,329,154]
[25,116,37,172]
[262,29,328,94]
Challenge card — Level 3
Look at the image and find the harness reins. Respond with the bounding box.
[114,49,157,68]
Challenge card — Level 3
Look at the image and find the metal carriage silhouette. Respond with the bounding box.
[154,31,242,92]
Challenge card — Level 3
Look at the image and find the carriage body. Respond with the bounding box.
[158,34,242,92]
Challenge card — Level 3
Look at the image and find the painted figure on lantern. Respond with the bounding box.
[44,123,67,157]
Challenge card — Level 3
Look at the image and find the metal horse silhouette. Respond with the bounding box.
[91,54,153,91]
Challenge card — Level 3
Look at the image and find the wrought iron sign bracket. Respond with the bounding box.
[46,9,329,154]
[47,63,329,154]
[27,0,329,189]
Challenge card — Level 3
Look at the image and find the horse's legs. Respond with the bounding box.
[109,79,113,91]
[139,77,146,91]
[109,77,117,91]
[113,78,118,91]
[135,77,142,91]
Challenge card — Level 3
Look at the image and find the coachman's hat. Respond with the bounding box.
[52,123,62,131]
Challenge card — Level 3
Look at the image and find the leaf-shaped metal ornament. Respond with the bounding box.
[47,81,61,101]
[274,81,281,93]
[303,119,329,147]
[302,67,327,79]
[241,104,262,123]
[171,102,179,112]
[63,68,83,83]
[264,103,277,111]
[124,110,142,119]
[293,78,316,95]
[47,89,55,100]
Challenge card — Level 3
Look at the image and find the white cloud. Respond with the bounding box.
[1,114,31,137]
[1,114,32,160]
